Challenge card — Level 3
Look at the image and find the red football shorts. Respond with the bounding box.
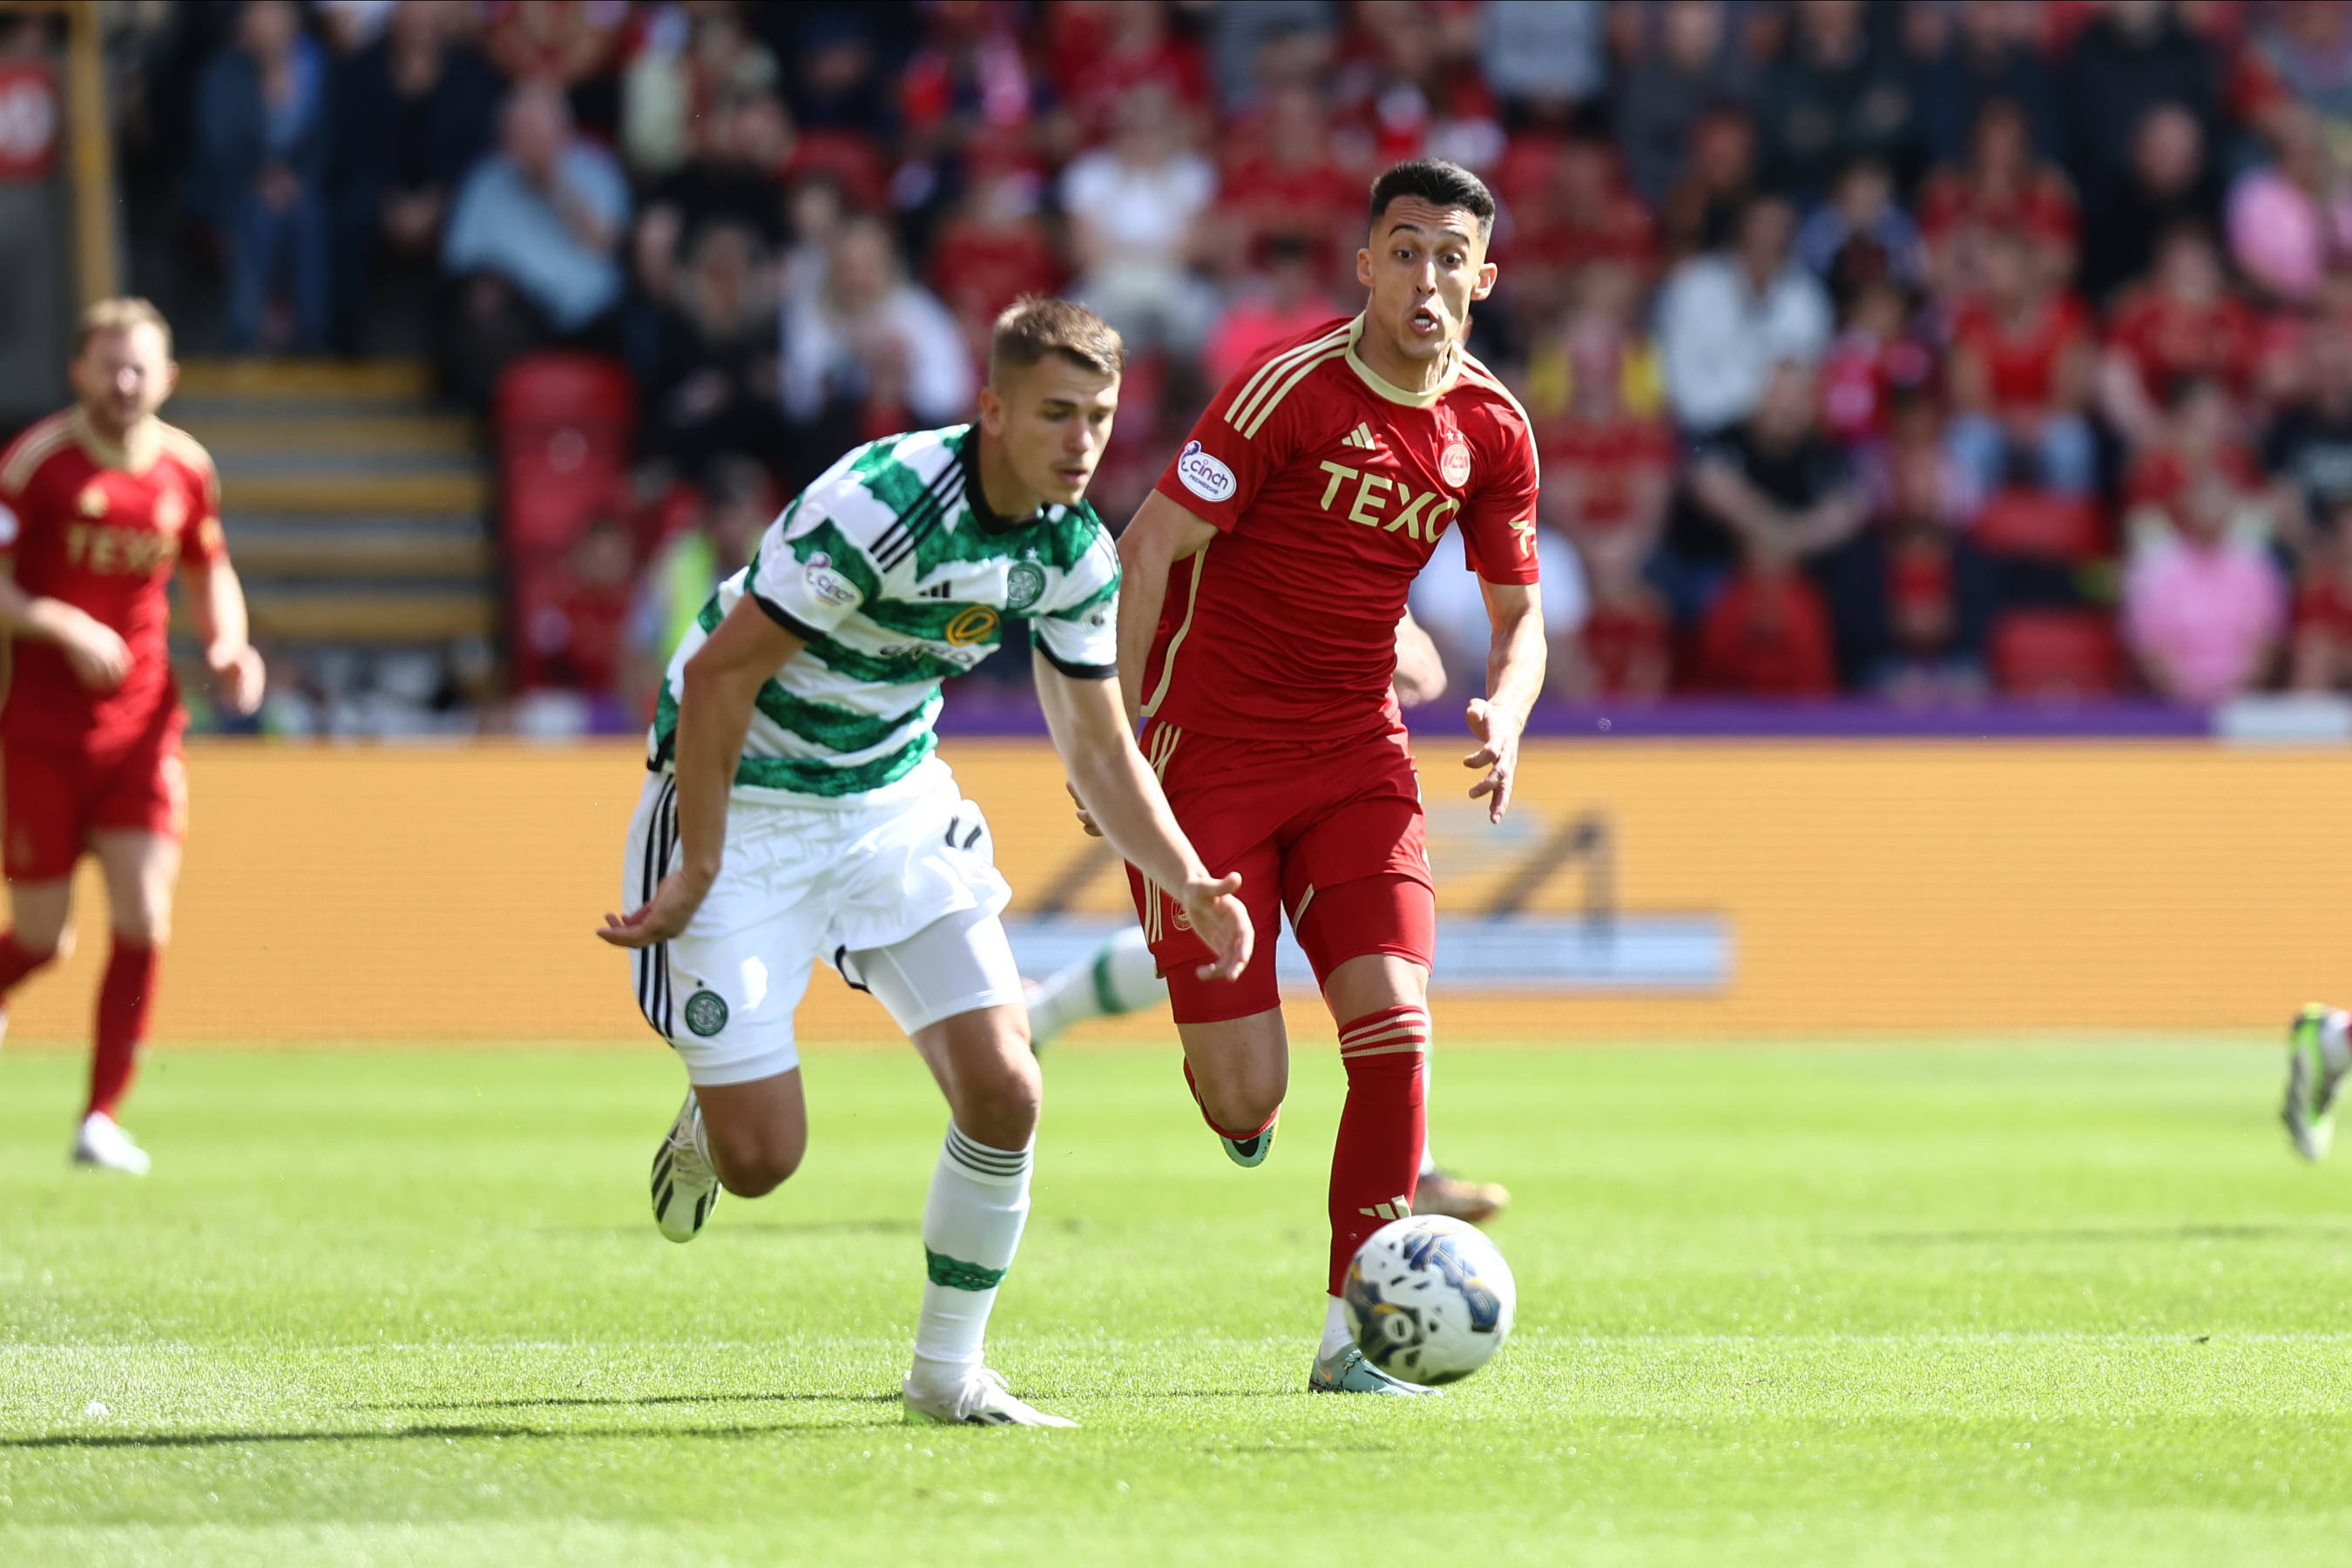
[3,726,189,882]
[1126,720,1436,1024]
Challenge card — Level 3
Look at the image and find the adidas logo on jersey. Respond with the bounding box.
[1342,422,1379,450]
[920,582,953,599]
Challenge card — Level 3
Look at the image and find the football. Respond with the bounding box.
[1342,1214,1518,1385]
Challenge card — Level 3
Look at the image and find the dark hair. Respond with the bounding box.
[1368,158,1496,239]
[989,296,1125,383]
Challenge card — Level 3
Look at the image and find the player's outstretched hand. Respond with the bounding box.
[1066,781,1103,838]
[1463,697,1523,824]
[59,612,132,694]
[1178,872,1253,982]
[208,643,266,716]
[597,868,711,950]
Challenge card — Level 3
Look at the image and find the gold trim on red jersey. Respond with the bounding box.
[0,411,76,497]
[1225,323,1352,437]
[1140,545,1209,719]
[1341,314,1463,409]
[69,408,166,475]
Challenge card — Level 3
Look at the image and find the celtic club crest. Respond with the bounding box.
[1005,560,1045,613]
[683,990,729,1037]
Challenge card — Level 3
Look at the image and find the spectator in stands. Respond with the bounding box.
[1795,157,1924,287]
[2239,2,2352,152]
[2099,225,2259,451]
[779,215,972,461]
[2227,101,2352,308]
[1204,234,1345,390]
[927,159,1065,363]
[326,0,501,354]
[1817,278,1936,452]
[479,0,626,138]
[2063,0,2220,231]
[1666,360,1867,627]
[1658,105,1762,263]
[1507,135,1660,324]
[188,0,333,353]
[1916,97,2080,303]
[1481,0,1605,123]
[1531,265,1677,702]
[1218,83,1359,288]
[637,89,792,253]
[1947,226,2097,496]
[2290,509,2352,693]
[2080,100,2220,304]
[639,221,782,480]
[618,2,780,180]
[442,77,631,402]
[1062,82,1220,356]
[2122,377,2264,529]
[1658,194,1833,436]
[2274,317,2352,504]
[1047,0,1211,147]
[1696,559,1840,697]
[1915,0,2063,170]
[627,451,773,717]
[1824,436,1997,701]
[1754,0,1920,203]
[2123,465,2287,704]
[1615,0,1754,209]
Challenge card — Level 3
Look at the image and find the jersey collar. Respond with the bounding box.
[70,408,164,475]
[1343,314,1462,409]
[957,425,1053,534]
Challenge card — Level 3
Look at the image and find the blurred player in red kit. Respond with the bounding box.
[1111,159,1546,1394]
[0,299,265,1173]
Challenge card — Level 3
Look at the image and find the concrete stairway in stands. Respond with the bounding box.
[168,360,496,716]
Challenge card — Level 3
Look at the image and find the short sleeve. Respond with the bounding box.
[1454,410,1542,585]
[1031,531,1121,679]
[1150,325,1339,531]
[743,494,882,639]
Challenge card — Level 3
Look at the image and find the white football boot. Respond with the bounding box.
[650,1093,720,1241]
[1309,1345,1442,1396]
[73,1112,151,1175]
[902,1368,1076,1428]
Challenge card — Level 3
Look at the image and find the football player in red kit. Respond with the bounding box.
[1112,160,1547,1393]
[0,299,265,1173]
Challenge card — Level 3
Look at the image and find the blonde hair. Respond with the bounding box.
[76,297,174,360]
[989,297,1125,385]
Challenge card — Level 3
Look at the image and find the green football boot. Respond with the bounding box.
[2283,1004,2347,1162]
[1308,1346,1442,1396]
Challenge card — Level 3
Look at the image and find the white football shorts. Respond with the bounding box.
[620,768,1023,1085]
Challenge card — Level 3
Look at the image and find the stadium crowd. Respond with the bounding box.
[120,0,2352,708]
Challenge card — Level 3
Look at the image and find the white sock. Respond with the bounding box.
[2324,1010,2352,1073]
[909,1122,1033,1393]
[1318,1294,1353,1362]
[686,1092,713,1164]
[1027,927,1166,1044]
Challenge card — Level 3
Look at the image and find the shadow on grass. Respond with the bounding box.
[1862,1222,2352,1247]
[354,1392,901,1412]
[0,1415,897,1451]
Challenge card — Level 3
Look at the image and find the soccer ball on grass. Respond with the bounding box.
[1342,1213,1517,1384]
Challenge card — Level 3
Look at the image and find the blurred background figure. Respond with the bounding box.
[187,0,331,352]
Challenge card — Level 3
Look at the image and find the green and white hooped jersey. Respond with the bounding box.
[648,424,1121,807]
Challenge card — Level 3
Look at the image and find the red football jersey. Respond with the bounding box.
[0,409,226,747]
[1144,314,1541,740]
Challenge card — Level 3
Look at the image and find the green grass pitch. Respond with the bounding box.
[3,1038,2349,1565]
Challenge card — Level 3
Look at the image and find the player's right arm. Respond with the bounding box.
[1112,491,1219,726]
[0,501,131,693]
[598,598,802,950]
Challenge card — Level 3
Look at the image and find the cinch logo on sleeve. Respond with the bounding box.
[1175,441,1237,504]
[803,552,859,607]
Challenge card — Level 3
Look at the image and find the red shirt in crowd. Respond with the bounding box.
[0,409,225,748]
[1578,596,1673,698]
[1698,571,1838,697]
[1145,316,1541,741]
[2106,287,2263,400]
[1951,294,2092,412]
[1538,416,1675,530]
[1916,166,2079,250]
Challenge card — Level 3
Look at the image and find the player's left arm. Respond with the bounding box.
[1465,580,1544,823]
[1456,413,1548,823]
[1034,652,1252,981]
[1393,610,1448,706]
[177,485,266,716]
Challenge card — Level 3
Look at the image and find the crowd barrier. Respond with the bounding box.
[10,736,2349,1046]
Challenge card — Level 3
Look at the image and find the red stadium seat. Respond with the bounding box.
[494,355,639,685]
[1973,488,2108,563]
[1990,609,2125,697]
[493,352,636,455]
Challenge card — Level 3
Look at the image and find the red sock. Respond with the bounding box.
[87,941,158,1122]
[1181,1058,1279,1142]
[0,931,57,996]
[1327,1004,1429,1296]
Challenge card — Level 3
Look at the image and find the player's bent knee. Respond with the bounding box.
[952,1064,1041,1151]
[711,1132,804,1198]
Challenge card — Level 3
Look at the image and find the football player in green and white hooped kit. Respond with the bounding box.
[599,298,1252,1429]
